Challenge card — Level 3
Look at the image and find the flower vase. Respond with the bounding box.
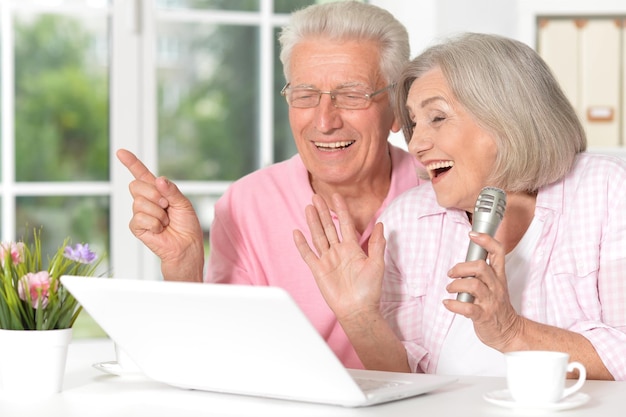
[0,328,72,396]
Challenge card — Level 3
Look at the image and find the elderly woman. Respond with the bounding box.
[294,33,626,380]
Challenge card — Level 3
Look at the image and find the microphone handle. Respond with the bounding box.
[457,228,490,303]
[455,241,487,303]
[456,292,476,303]
[456,187,506,303]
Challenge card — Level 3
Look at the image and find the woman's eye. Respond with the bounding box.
[432,115,446,123]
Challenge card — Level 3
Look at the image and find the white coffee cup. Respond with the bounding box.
[505,351,586,405]
[115,343,140,373]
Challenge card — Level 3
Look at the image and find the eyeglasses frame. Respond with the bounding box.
[280,83,395,109]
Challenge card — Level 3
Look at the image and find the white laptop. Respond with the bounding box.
[61,276,456,407]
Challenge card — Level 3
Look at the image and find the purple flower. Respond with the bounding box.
[64,243,97,264]
[18,271,54,309]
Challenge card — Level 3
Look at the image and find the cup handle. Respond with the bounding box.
[562,361,586,399]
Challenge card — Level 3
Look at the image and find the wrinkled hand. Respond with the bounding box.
[116,149,204,281]
[293,194,386,321]
[444,232,523,351]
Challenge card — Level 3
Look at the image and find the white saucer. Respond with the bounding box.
[92,361,142,377]
[483,389,590,411]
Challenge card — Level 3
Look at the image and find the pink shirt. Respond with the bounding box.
[206,145,421,369]
[379,152,626,380]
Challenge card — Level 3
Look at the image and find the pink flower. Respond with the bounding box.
[18,271,54,309]
[0,242,25,267]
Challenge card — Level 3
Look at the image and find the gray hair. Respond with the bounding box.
[395,32,586,192]
[279,1,409,88]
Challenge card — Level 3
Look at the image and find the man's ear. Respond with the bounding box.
[390,115,401,133]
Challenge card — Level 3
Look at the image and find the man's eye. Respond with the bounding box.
[337,91,366,100]
[293,92,315,100]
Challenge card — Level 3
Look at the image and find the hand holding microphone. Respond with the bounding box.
[456,187,507,303]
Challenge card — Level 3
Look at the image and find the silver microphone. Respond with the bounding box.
[456,186,507,303]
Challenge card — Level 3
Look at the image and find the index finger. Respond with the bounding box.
[116,148,156,182]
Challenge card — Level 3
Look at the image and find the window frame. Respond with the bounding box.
[1,2,113,243]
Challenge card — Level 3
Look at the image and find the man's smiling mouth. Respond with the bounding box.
[314,141,355,151]
[425,161,455,179]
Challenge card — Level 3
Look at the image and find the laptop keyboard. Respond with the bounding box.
[353,377,409,393]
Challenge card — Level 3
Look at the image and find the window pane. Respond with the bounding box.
[72,309,107,338]
[18,0,110,5]
[16,196,110,274]
[16,195,109,338]
[156,0,259,12]
[273,0,317,14]
[13,12,109,182]
[157,23,260,180]
[273,27,296,162]
[188,194,219,255]
[0,26,3,180]
[15,196,112,339]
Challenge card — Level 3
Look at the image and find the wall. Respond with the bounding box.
[371,0,626,157]
[372,0,626,52]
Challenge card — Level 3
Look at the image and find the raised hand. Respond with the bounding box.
[116,149,204,281]
[293,193,386,322]
[293,194,411,371]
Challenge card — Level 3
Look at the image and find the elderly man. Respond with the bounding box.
[117,1,422,369]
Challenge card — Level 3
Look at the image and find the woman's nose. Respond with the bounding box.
[408,127,433,156]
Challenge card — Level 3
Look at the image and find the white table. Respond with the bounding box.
[1,339,624,417]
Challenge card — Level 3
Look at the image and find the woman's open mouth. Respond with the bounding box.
[425,161,455,179]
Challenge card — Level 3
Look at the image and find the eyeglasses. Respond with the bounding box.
[280,83,394,110]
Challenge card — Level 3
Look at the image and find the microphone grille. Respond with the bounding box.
[474,187,506,220]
